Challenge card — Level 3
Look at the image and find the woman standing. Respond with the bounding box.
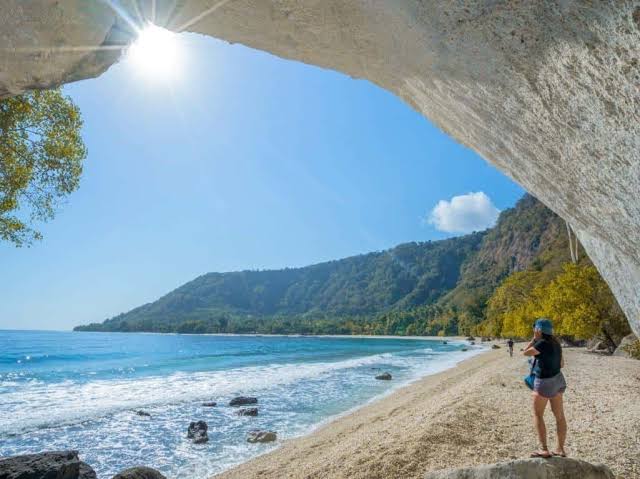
[523,318,567,458]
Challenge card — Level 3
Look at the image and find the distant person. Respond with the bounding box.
[507,338,514,357]
[523,318,567,458]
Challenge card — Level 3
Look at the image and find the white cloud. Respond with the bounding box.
[428,192,500,234]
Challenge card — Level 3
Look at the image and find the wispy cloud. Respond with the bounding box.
[428,192,500,234]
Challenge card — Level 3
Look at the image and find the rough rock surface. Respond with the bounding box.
[423,457,614,479]
[236,407,259,416]
[0,450,96,479]
[613,333,638,357]
[111,466,167,479]
[186,420,208,444]
[229,396,258,407]
[1,1,639,336]
[247,430,277,443]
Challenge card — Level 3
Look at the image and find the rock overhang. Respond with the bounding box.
[1,1,638,335]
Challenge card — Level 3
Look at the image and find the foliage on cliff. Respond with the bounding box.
[477,263,630,345]
[0,90,86,246]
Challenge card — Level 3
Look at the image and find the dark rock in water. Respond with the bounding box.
[247,430,277,443]
[79,462,97,479]
[187,421,208,444]
[466,336,475,341]
[424,457,613,478]
[0,450,97,479]
[442,341,448,344]
[202,402,217,407]
[375,372,392,380]
[491,344,501,349]
[136,410,151,417]
[461,348,468,352]
[469,341,475,345]
[236,407,259,416]
[112,466,167,479]
[229,396,258,407]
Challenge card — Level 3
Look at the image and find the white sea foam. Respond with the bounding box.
[0,346,476,436]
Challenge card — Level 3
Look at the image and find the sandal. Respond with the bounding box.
[530,450,552,458]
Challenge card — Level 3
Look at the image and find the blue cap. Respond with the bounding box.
[534,318,553,335]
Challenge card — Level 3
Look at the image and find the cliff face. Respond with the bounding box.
[2,1,639,334]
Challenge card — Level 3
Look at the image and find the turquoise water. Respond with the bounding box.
[0,330,481,478]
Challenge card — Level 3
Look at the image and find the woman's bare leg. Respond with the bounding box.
[549,393,567,455]
[532,393,551,455]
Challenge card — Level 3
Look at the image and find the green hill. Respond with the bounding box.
[75,194,577,335]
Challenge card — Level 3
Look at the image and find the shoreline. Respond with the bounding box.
[214,347,640,479]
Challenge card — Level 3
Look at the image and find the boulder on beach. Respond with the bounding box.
[423,457,614,479]
[466,336,475,341]
[613,333,638,358]
[491,344,501,349]
[202,402,217,407]
[136,410,151,417]
[375,372,392,380]
[247,430,277,443]
[0,450,96,479]
[112,466,167,479]
[187,421,209,444]
[229,396,258,407]
[236,407,259,416]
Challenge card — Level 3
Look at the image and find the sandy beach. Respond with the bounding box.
[215,346,640,479]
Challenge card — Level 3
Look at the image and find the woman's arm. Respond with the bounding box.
[523,338,540,357]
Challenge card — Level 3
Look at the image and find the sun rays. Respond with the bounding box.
[5,0,235,80]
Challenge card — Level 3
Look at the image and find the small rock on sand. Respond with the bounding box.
[247,430,277,443]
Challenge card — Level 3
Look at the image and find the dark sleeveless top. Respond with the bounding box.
[533,337,562,378]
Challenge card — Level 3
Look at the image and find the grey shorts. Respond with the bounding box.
[533,372,567,398]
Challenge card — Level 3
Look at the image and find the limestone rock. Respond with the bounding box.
[247,430,277,443]
[424,457,614,479]
[229,396,258,407]
[112,466,167,479]
[1,1,639,337]
[0,450,96,479]
[614,333,638,358]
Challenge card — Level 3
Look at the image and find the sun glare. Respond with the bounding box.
[127,24,182,81]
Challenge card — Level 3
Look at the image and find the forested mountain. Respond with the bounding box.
[75,194,577,335]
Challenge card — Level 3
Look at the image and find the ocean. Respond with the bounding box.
[0,330,482,478]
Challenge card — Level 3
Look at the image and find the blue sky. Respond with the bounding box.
[0,31,523,330]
